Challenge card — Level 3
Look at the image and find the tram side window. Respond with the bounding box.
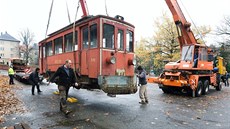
[83,28,89,49]
[126,30,133,52]
[46,42,53,56]
[90,24,97,48]
[54,37,63,54]
[42,46,45,58]
[64,33,73,52]
[117,29,124,50]
[39,46,42,58]
[64,32,78,52]
[103,24,114,49]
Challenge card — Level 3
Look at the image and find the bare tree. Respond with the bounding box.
[215,16,230,71]
[216,16,230,45]
[19,29,35,65]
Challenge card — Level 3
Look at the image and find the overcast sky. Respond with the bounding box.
[0,0,230,45]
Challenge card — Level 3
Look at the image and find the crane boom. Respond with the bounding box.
[166,0,197,49]
[80,0,89,17]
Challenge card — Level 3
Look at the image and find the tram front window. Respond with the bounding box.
[90,24,97,48]
[118,29,124,51]
[126,30,133,52]
[103,24,114,49]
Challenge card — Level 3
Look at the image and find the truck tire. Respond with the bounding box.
[202,80,209,95]
[195,81,203,97]
[216,83,222,91]
[162,88,170,94]
[216,73,222,91]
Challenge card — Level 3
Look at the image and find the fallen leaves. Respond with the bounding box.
[0,116,4,123]
[0,75,26,123]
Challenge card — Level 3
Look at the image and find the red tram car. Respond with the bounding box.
[39,13,137,95]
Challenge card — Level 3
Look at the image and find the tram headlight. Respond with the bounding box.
[106,56,116,64]
[128,59,136,66]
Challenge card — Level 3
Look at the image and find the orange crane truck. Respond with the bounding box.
[147,0,226,97]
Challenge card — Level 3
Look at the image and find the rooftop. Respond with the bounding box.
[0,32,20,42]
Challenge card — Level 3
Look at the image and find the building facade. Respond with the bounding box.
[0,32,20,65]
[30,43,39,65]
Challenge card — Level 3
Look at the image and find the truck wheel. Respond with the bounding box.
[195,81,203,97]
[162,88,170,94]
[202,80,209,95]
[216,73,222,91]
[216,82,222,91]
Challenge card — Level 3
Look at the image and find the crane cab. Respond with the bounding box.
[165,44,214,71]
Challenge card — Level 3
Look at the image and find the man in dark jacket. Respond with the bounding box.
[137,66,148,104]
[49,60,78,115]
[226,71,229,87]
[29,68,42,95]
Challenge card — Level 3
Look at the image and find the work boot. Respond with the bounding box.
[64,110,71,115]
[139,101,146,104]
[145,100,149,104]
[32,93,35,95]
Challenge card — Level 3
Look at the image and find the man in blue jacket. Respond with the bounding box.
[49,60,78,115]
[137,66,148,104]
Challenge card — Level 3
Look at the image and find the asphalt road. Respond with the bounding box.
[1,72,230,129]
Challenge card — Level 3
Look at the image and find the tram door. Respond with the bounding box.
[80,26,89,75]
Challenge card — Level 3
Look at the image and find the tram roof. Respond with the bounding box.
[40,15,135,43]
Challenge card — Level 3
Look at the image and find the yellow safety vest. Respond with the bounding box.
[8,68,15,75]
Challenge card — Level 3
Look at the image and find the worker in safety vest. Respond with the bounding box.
[8,65,15,85]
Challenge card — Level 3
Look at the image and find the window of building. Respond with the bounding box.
[117,29,124,51]
[10,54,13,58]
[54,37,63,54]
[126,30,133,52]
[90,24,97,48]
[103,24,114,49]
[0,47,4,51]
[10,48,14,51]
[0,41,4,44]
[0,53,4,57]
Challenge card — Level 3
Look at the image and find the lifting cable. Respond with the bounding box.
[73,0,80,45]
[72,0,80,72]
[45,0,54,39]
[45,0,71,38]
[66,0,71,24]
[104,0,109,16]
[179,0,206,46]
